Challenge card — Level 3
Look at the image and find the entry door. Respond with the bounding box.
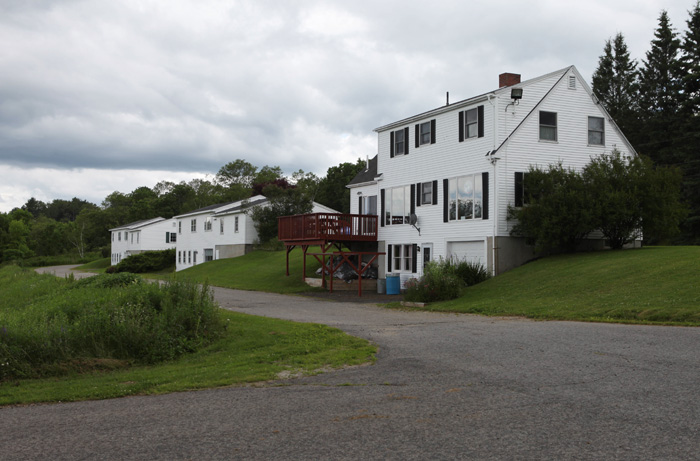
[421,243,433,271]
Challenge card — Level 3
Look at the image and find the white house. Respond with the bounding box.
[175,195,338,271]
[346,66,636,282]
[109,217,177,265]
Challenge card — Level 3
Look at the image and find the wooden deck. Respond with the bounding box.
[278,213,378,244]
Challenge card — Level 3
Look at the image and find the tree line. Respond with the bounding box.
[0,158,366,264]
[591,2,700,243]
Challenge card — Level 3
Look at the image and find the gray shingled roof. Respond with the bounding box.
[347,155,378,186]
[215,197,268,215]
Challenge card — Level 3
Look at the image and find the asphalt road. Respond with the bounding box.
[3,266,698,460]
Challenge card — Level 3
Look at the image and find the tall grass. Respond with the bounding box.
[0,266,224,381]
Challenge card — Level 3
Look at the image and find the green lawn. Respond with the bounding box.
[414,246,700,325]
[171,248,323,293]
[0,309,375,406]
[0,265,375,406]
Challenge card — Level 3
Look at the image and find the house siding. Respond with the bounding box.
[366,66,636,276]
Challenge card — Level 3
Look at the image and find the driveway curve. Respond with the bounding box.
[3,266,698,460]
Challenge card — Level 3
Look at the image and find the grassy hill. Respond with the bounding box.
[174,248,323,294]
[421,246,700,325]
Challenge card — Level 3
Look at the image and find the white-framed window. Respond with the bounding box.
[136,233,140,244]
[193,251,198,264]
[420,182,433,205]
[235,216,239,233]
[204,249,213,262]
[178,221,182,234]
[419,121,431,145]
[190,219,196,232]
[465,108,478,138]
[360,195,377,215]
[539,111,557,141]
[130,233,133,244]
[118,232,121,241]
[170,232,176,243]
[385,185,410,225]
[588,116,604,146]
[448,174,483,221]
[394,129,405,155]
[220,218,224,234]
[204,217,212,232]
[178,251,181,263]
[124,232,128,242]
[392,244,413,273]
[188,251,191,264]
[514,172,529,207]
[112,233,114,242]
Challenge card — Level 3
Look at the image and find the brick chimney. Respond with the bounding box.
[499,73,521,88]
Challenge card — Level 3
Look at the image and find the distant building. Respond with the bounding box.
[174,195,338,271]
[109,217,177,265]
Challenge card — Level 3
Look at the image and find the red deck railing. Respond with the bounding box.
[278,213,378,243]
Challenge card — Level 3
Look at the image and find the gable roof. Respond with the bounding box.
[214,196,268,215]
[373,65,637,157]
[347,155,378,187]
[109,217,167,232]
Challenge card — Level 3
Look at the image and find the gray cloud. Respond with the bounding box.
[0,0,694,211]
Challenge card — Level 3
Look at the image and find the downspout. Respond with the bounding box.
[488,93,499,277]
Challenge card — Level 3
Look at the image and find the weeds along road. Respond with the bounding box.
[4,266,698,460]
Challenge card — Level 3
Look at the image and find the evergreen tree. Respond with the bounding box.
[679,1,700,242]
[592,33,639,141]
[637,11,682,165]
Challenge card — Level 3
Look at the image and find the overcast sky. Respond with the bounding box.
[0,0,695,212]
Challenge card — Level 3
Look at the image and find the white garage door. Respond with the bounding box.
[447,241,485,265]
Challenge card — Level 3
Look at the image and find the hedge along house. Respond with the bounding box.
[109,217,177,265]
[175,195,340,272]
[345,66,637,286]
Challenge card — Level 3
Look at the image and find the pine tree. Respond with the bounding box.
[679,1,700,242]
[637,10,682,165]
[592,33,639,142]
[680,1,700,115]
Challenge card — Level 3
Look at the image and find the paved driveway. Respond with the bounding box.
[3,267,699,459]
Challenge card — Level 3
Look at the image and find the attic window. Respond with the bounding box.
[568,75,576,89]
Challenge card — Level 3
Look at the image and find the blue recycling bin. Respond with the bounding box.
[386,275,400,295]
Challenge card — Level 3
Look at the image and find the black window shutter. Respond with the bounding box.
[431,119,436,144]
[416,183,422,207]
[380,189,385,226]
[415,124,419,148]
[432,180,438,205]
[478,105,484,138]
[458,111,464,142]
[387,245,392,272]
[515,172,524,207]
[443,178,449,222]
[390,131,395,158]
[165,232,170,243]
[404,127,410,155]
[412,244,418,273]
[410,184,416,215]
[482,172,489,219]
[358,197,363,215]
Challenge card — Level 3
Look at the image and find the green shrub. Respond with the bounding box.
[114,249,175,273]
[20,252,103,267]
[0,266,224,381]
[449,259,491,287]
[404,260,464,303]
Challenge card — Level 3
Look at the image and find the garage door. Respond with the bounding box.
[447,241,485,265]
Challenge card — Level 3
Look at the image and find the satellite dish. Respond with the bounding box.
[409,213,420,235]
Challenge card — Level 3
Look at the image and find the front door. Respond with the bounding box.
[421,243,433,272]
